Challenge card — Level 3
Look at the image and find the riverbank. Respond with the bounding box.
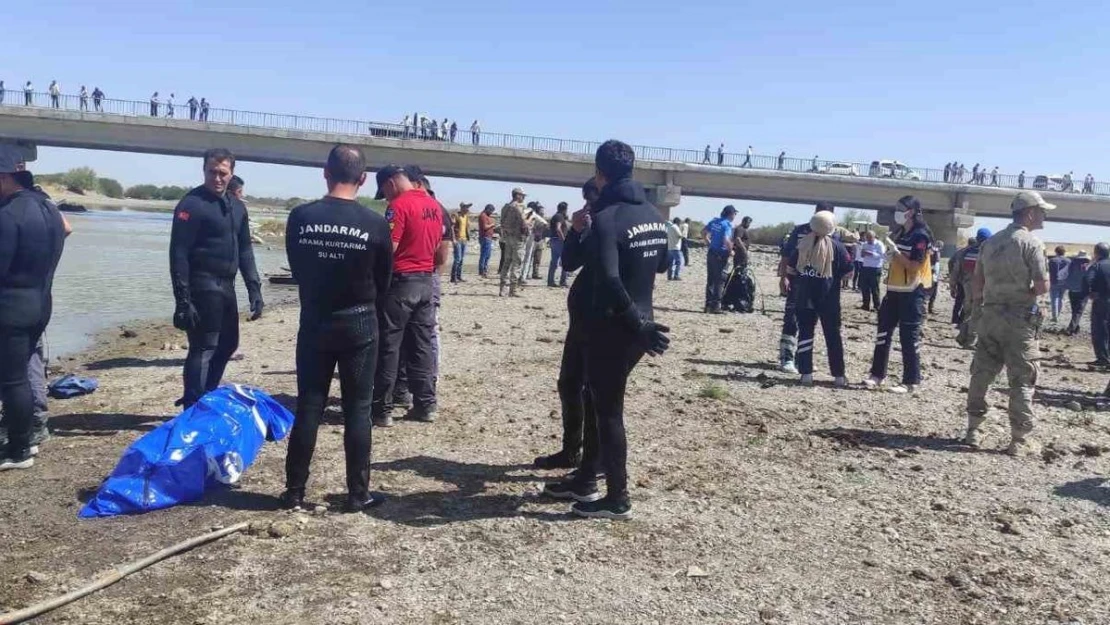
[2,250,1110,624]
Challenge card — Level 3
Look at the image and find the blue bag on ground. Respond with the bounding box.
[79,385,294,519]
[48,375,99,399]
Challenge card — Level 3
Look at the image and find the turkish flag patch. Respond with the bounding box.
[177,210,191,221]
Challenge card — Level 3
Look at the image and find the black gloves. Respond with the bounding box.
[173,300,199,331]
[248,286,264,321]
[636,321,671,357]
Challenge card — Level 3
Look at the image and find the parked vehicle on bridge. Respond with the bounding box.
[820,162,859,176]
[1032,175,1068,192]
[868,160,921,181]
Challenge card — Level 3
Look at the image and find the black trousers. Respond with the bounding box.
[1068,292,1088,334]
[578,322,645,500]
[705,250,729,310]
[182,285,239,408]
[797,302,845,376]
[858,267,881,310]
[372,274,437,417]
[1093,299,1110,363]
[681,239,690,266]
[557,321,597,461]
[951,284,965,325]
[286,309,378,498]
[0,325,44,455]
[870,288,926,385]
[927,282,939,313]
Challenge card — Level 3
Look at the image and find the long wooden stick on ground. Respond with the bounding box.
[0,521,251,625]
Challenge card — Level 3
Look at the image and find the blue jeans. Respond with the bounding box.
[478,238,493,276]
[451,241,467,281]
[1050,284,1067,321]
[667,250,682,279]
[547,238,567,286]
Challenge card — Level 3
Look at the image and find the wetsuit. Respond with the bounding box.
[789,238,853,377]
[169,186,261,408]
[869,224,933,385]
[284,196,392,502]
[1087,258,1110,364]
[0,189,66,461]
[572,178,669,504]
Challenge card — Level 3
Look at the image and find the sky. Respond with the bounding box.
[4,0,1110,244]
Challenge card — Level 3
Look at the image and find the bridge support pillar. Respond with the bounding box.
[645,183,682,220]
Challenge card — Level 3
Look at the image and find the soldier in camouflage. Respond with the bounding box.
[499,187,529,297]
[964,191,1053,456]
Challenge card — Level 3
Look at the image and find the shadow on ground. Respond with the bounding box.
[84,357,185,371]
[1036,385,1107,410]
[49,412,166,435]
[811,427,978,454]
[1054,478,1110,507]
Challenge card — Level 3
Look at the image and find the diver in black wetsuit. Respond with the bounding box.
[0,145,67,471]
[533,178,600,472]
[542,140,671,521]
[169,148,263,409]
[281,145,393,513]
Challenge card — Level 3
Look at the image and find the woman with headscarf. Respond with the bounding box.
[865,196,935,393]
[787,210,854,387]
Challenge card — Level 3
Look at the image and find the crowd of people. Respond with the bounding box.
[400,114,481,146]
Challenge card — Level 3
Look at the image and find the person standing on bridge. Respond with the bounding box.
[92,87,104,112]
[0,80,5,105]
[990,167,999,186]
[199,98,210,122]
[703,145,711,164]
[498,188,529,297]
[470,120,480,145]
[778,151,786,170]
[23,81,32,106]
[150,92,159,117]
[79,86,89,111]
[963,191,1052,455]
[957,163,966,183]
[1018,170,1026,189]
[187,96,199,121]
[166,94,176,118]
[48,81,60,109]
[742,145,753,168]
[169,148,263,409]
[944,163,952,183]
[717,143,725,166]
[864,196,933,393]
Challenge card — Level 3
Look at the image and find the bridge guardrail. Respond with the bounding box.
[3,89,1106,197]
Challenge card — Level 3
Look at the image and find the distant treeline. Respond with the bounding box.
[37,167,186,201]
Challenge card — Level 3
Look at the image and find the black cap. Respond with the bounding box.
[403,164,427,184]
[374,165,406,200]
[896,195,922,215]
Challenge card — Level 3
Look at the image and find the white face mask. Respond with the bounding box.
[893,211,906,226]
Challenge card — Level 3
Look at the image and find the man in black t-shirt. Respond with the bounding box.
[282,145,393,513]
[547,202,570,287]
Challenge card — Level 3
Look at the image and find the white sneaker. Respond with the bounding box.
[864,376,883,390]
[780,361,798,375]
[799,374,814,387]
[833,376,849,388]
[888,384,919,394]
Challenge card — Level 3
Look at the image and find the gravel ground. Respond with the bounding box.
[1,246,1109,625]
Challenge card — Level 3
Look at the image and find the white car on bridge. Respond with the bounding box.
[1032,175,1069,192]
[869,160,922,181]
[820,162,859,176]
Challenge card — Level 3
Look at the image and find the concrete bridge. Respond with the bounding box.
[2,98,1108,244]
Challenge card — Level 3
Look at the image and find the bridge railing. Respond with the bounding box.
[3,89,1107,197]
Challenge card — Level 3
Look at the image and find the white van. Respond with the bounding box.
[869,160,922,181]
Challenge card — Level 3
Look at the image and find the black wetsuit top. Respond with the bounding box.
[286,197,393,344]
[1087,259,1110,301]
[169,185,260,301]
[0,189,66,328]
[564,178,668,332]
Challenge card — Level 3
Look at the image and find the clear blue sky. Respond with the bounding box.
[4,0,1109,244]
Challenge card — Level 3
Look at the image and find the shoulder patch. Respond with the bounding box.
[177,210,190,221]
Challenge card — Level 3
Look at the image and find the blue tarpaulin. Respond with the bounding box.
[79,385,294,519]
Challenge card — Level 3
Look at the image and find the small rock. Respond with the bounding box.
[268,521,297,539]
[931,500,949,511]
[554,566,567,575]
[161,342,173,351]
[685,565,709,578]
[1078,443,1104,457]
[536,336,554,344]
[910,567,938,582]
[120,328,138,338]
[862,559,879,567]
[945,572,971,589]
[910,464,925,472]
[718,328,734,334]
[312,505,328,516]
[378,579,395,590]
[25,571,50,584]
[995,515,1021,536]
[758,608,782,622]
[1066,401,1084,412]
[473,322,483,330]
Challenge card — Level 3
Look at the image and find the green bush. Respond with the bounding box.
[357,197,387,214]
[61,167,98,192]
[156,185,188,201]
[748,221,797,246]
[125,184,160,200]
[98,177,124,198]
[698,382,729,401]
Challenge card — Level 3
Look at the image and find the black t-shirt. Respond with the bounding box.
[286,196,393,329]
[549,212,567,240]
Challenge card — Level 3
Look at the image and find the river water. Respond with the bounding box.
[46,209,289,357]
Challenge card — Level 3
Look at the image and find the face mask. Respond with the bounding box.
[893,211,906,226]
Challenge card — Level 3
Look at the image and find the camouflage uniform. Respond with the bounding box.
[499,200,527,295]
[949,243,982,348]
[965,222,1048,450]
